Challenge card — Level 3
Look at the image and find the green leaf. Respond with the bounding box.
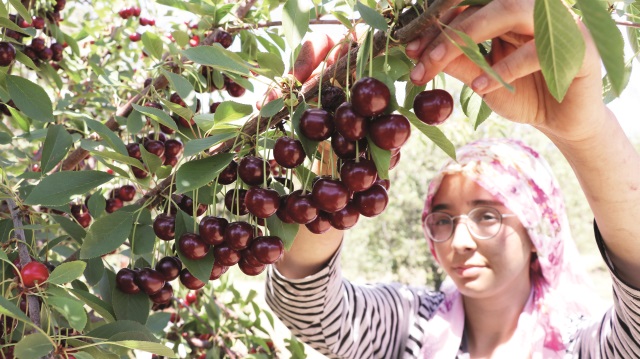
[259,97,284,118]
[87,194,106,220]
[146,312,171,334]
[13,333,54,359]
[41,125,73,173]
[0,295,31,323]
[84,257,105,286]
[0,131,12,144]
[87,320,158,342]
[356,29,372,80]
[109,341,176,358]
[627,3,640,62]
[139,145,163,175]
[89,149,145,170]
[441,25,513,92]
[7,0,30,26]
[48,261,87,285]
[460,85,492,129]
[533,0,585,102]
[70,288,116,322]
[293,165,317,192]
[291,101,316,161]
[131,225,156,254]
[132,103,179,133]
[7,106,30,132]
[183,131,237,157]
[80,210,136,259]
[397,107,456,160]
[175,153,235,193]
[161,69,195,102]
[172,30,190,48]
[24,171,114,206]
[48,296,87,331]
[576,0,625,97]
[142,32,164,60]
[282,0,310,50]
[85,119,128,156]
[356,1,388,31]
[52,214,86,244]
[182,45,250,75]
[111,289,151,325]
[331,10,354,30]
[266,216,299,251]
[367,137,391,180]
[0,219,14,243]
[458,0,492,5]
[7,75,54,122]
[15,49,38,71]
[255,52,286,79]
[213,101,253,124]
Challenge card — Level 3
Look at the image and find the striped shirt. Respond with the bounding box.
[265,228,640,358]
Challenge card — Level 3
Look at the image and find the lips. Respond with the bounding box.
[453,264,485,277]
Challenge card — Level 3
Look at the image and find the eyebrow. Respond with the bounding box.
[431,200,505,212]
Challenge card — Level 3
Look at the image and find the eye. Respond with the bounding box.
[472,209,500,223]
[429,213,452,227]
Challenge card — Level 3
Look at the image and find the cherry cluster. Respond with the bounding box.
[126,132,184,179]
[69,184,137,228]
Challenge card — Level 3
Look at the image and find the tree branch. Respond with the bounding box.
[235,0,257,19]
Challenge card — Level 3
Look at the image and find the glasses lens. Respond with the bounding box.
[468,207,502,239]
[425,213,453,242]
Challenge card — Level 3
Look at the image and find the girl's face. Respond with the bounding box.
[430,174,536,299]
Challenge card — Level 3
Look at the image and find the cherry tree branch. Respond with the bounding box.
[235,0,257,19]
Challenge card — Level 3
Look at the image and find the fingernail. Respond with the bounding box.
[429,44,445,62]
[406,41,419,52]
[472,76,488,92]
[411,63,425,82]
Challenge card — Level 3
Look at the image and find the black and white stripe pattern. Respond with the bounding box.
[266,228,639,358]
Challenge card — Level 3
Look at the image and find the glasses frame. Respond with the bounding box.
[424,206,518,243]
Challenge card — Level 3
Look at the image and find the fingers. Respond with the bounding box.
[291,33,335,83]
[471,39,539,94]
[405,7,464,60]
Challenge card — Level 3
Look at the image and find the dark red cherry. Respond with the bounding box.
[169,92,186,107]
[31,38,46,52]
[217,160,238,185]
[223,221,254,251]
[353,184,388,217]
[153,214,176,241]
[132,165,149,179]
[213,245,241,266]
[299,108,334,141]
[209,102,221,113]
[273,136,306,168]
[178,196,207,217]
[413,89,454,125]
[38,47,53,61]
[199,216,228,245]
[250,236,284,264]
[238,156,269,186]
[164,156,178,167]
[178,233,210,260]
[329,202,360,230]
[305,211,332,234]
[213,30,233,48]
[144,140,165,157]
[311,178,349,213]
[285,190,318,224]
[374,178,391,191]
[53,0,66,12]
[241,247,264,267]
[320,86,346,113]
[0,42,16,67]
[245,187,280,218]
[149,282,173,304]
[238,258,265,276]
[225,78,245,97]
[118,185,136,201]
[389,151,401,170]
[209,261,229,280]
[105,198,123,213]
[276,195,296,224]
[350,77,390,117]
[334,102,368,141]
[134,268,165,295]
[116,268,140,294]
[31,16,45,29]
[368,114,411,150]
[340,159,378,192]
[224,189,248,215]
[331,133,367,160]
[126,143,142,159]
[155,256,182,281]
[164,139,183,157]
[180,269,206,290]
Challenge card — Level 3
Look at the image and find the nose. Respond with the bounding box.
[450,219,477,253]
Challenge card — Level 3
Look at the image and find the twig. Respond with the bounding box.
[235,0,257,19]
[230,18,352,32]
[616,19,640,28]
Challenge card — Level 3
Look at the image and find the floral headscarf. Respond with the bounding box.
[420,138,600,358]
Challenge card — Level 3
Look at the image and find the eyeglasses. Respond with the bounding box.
[423,207,517,243]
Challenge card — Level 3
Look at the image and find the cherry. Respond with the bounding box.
[374,178,391,191]
[275,195,296,224]
[331,133,367,160]
[37,47,53,61]
[129,33,142,42]
[155,256,182,281]
[164,156,178,167]
[170,313,180,323]
[217,160,238,185]
[311,178,349,213]
[146,132,167,143]
[131,6,142,16]
[31,16,45,29]
[213,244,241,266]
[321,86,346,113]
[127,143,142,159]
[180,269,206,290]
[245,187,280,218]
[285,190,318,224]
[178,196,207,217]
[238,258,265,276]
[144,140,165,158]
[350,77,390,117]
[299,108,334,141]
[224,189,248,215]
[164,139,183,157]
[224,77,246,97]
[340,159,378,192]
[31,38,46,52]
[117,185,136,202]
[238,156,269,186]
[250,236,284,264]
[139,17,155,26]
[389,151,401,170]
[105,198,123,213]
[134,268,165,295]
[413,89,453,125]
[329,202,360,230]
[132,165,149,179]
[334,102,368,141]
[178,233,210,260]
[0,42,15,67]
[199,216,228,245]
[153,214,176,241]
[20,262,49,288]
[23,46,37,61]
[369,114,411,150]
[149,283,173,304]
[213,30,233,48]
[71,204,92,228]
[50,43,64,60]
[305,211,332,234]
[241,247,264,267]
[118,8,133,18]
[54,0,66,12]
[223,221,254,251]
[185,291,197,305]
[209,262,229,280]
[353,184,388,217]
[273,136,305,168]
[210,102,221,113]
